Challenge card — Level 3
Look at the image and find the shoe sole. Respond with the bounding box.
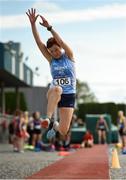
[47,129,56,139]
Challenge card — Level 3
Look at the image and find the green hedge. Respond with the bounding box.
[0,92,27,114]
[77,102,126,125]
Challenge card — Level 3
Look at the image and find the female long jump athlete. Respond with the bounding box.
[26,8,76,139]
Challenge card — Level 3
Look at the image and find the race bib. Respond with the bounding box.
[53,77,71,86]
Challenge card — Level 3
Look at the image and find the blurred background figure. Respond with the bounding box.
[117,110,126,152]
[12,110,28,153]
[27,115,34,146]
[71,114,78,127]
[81,130,94,148]
[32,111,42,149]
[96,115,109,144]
[8,118,15,144]
[24,111,29,128]
[77,118,85,127]
[72,114,84,128]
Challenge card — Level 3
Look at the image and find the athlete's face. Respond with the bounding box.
[99,116,104,122]
[35,111,40,119]
[118,111,123,117]
[48,44,62,59]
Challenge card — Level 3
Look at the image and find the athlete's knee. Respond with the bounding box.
[50,86,62,99]
[53,86,62,95]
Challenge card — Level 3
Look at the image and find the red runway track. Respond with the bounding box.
[26,144,109,179]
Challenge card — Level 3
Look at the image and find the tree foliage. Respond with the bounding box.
[76,79,98,107]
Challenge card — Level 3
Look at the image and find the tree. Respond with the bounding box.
[76,79,98,107]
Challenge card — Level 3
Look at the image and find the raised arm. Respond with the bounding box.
[26,8,52,62]
[39,15,74,61]
[123,117,126,132]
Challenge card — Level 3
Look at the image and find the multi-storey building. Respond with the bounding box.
[0,41,47,115]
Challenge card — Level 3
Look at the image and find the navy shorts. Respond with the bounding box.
[58,93,76,108]
[33,129,41,134]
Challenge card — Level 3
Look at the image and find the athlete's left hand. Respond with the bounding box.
[39,15,50,28]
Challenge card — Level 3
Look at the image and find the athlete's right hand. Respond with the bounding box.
[26,8,39,25]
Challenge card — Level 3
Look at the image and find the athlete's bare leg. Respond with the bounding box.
[42,86,74,139]
[47,107,74,139]
[56,107,74,136]
[102,131,107,144]
[98,130,102,144]
[41,86,62,128]
[47,86,62,118]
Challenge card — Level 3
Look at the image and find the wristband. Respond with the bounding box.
[47,26,52,31]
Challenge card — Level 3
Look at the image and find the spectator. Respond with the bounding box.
[24,111,29,127]
[27,115,34,146]
[77,118,84,127]
[12,110,29,153]
[96,115,109,144]
[32,111,42,149]
[81,130,94,148]
[72,114,78,127]
[11,110,21,152]
[8,119,15,144]
[117,110,126,151]
[72,115,84,128]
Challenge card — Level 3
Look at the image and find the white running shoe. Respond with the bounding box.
[41,118,50,129]
[19,150,24,153]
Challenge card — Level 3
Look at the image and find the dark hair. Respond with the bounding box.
[32,112,36,119]
[14,109,23,116]
[46,37,60,49]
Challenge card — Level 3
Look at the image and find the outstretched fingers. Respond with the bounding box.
[26,9,31,17]
[31,8,34,14]
[28,9,32,15]
[39,15,49,27]
[26,8,36,16]
[40,15,46,21]
[33,8,36,15]
[26,8,39,23]
[26,11,30,18]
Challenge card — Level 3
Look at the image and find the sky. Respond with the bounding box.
[0,0,126,103]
